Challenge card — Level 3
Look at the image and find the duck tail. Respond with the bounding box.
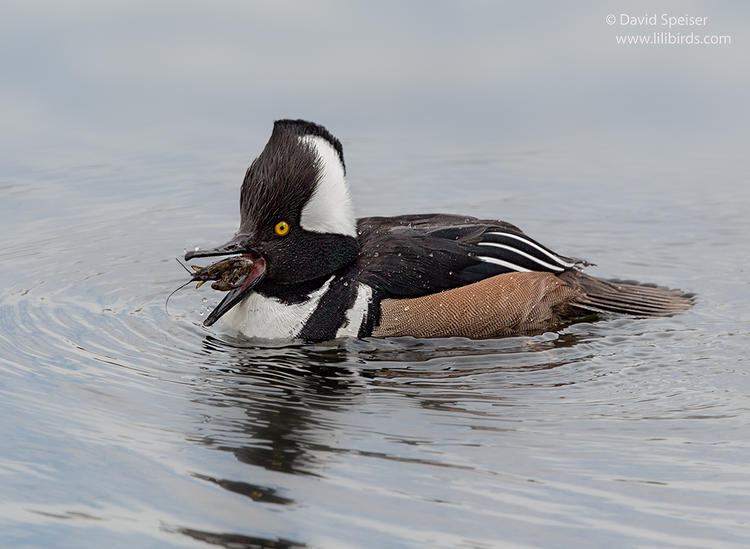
[559,270,694,317]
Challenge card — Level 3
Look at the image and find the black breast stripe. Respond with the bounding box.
[298,274,359,341]
[359,288,382,337]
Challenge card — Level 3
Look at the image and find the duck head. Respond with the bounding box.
[185,119,359,325]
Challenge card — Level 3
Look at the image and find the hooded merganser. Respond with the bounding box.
[184,120,692,341]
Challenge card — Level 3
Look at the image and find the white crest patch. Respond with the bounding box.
[299,135,357,237]
[220,277,333,339]
[335,283,373,338]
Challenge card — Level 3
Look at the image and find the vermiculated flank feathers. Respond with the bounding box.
[371,270,694,339]
[372,272,579,338]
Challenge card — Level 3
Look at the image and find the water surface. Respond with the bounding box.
[2,2,750,548]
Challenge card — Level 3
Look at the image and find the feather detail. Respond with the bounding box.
[560,271,694,317]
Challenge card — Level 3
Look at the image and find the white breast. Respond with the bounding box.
[220,277,333,339]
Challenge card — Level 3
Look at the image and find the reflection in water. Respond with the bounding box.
[186,327,614,479]
[191,336,363,476]
[185,328,608,486]
[192,474,294,506]
[349,329,595,366]
[167,526,305,549]
[353,329,602,410]
[172,342,368,548]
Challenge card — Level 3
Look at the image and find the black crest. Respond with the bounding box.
[238,120,346,235]
[272,119,345,173]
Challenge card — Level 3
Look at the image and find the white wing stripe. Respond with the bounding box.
[477,242,565,272]
[478,256,531,272]
[484,232,575,267]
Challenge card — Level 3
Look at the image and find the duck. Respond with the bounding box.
[184,119,692,341]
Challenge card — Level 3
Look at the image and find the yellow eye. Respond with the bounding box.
[274,221,290,236]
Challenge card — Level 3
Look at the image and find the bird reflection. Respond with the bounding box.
[168,526,305,549]
[174,338,363,547]
[192,473,294,505]
[191,335,362,476]
[175,327,604,548]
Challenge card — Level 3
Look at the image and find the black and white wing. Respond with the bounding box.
[462,226,583,282]
[355,214,586,298]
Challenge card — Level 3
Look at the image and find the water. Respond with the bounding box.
[2,2,750,548]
